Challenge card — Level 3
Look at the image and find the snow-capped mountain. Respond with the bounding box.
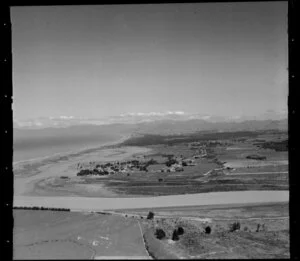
[13,110,288,130]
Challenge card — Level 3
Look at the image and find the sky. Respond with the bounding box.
[11,2,288,121]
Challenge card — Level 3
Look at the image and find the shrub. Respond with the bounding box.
[158,178,163,182]
[140,166,148,171]
[205,226,211,234]
[256,224,261,232]
[147,159,158,165]
[229,222,241,232]
[165,159,178,167]
[155,228,166,240]
[147,211,154,220]
[172,230,179,241]
[246,154,266,160]
[77,169,92,176]
[177,227,184,235]
[243,226,248,231]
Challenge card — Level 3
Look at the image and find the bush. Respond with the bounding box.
[165,159,178,167]
[229,222,241,232]
[147,158,158,165]
[140,166,148,171]
[243,226,248,231]
[155,228,166,240]
[205,226,211,234]
[177,227,184,235]
[246,154,266,160]
[77,169,92,176]
[172,230,179,241]
[147,211,154,220]
[256,224,261,232]
[158,178,163,182]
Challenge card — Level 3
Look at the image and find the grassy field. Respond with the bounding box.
[136,202,289,259]
[13,210,149,259]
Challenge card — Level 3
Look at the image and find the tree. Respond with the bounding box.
[172,230,179,241]
[205,226,211,234]
[177,227,184,235]
[147,211,154,220]
[229,222,240,232]
[155,228,166,240]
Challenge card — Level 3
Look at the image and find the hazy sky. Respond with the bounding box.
[11,2,288,120]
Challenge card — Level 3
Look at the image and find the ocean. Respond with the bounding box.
[13,125,127,163]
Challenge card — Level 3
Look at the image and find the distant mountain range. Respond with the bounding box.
[13,113,287,145]
[13,110,287,130]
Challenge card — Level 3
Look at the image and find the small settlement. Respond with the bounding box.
[77,145,209,176]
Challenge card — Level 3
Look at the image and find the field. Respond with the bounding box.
[13,209,150,259]
[137,202,289,259]
[13,201,289,260]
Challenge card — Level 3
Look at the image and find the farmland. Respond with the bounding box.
[32,129,288,198]
[13,209,150,260]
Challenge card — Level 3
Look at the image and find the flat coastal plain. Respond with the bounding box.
[13,130,289,259]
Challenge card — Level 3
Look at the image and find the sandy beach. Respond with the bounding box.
[13,134,131,166]
[14,134,151,197]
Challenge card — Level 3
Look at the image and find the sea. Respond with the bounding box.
[13,125,125,163]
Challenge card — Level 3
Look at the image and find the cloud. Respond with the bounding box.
[58,115,74,120]
[120,111,185,117]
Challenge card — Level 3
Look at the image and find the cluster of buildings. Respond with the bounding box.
[77,159,152,176]
[76,144,209,176]
[189,143,208,159]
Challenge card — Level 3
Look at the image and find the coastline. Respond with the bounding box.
[13,134,132,166]
[13,135,151,197]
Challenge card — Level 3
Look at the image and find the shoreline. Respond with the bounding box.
[14,139,151,197]
[13,134,132,166]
